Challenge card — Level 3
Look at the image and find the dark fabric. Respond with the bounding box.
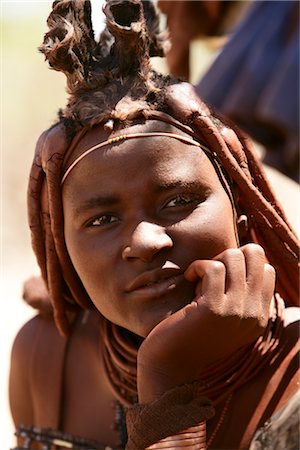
[125,382,214,449]
[196,0,299,180]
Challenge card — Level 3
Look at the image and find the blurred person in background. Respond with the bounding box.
[158,0,299,182]
[157,1,249,80]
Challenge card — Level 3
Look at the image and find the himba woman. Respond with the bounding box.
[9,0,299,449]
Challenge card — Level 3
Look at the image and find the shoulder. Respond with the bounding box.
[283,307,300,327]
[270,306,300,411]
[281,307,300,351]
[10,314,63,385]
[9,315,54,425]
[11,314,59,362]
[9,314,67,427]
[249,391,300,450]
[281,306,300,362]
[11,315,53,361]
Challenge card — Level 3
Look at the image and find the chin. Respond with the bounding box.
[131,306,181,338]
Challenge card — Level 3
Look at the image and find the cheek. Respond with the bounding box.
[64,229,102,289]
[66,237,115,315]
[65,230,85,270]
[174,201,237,258]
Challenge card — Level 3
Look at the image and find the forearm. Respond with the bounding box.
[146,423,207,449]
[125,383,214,450]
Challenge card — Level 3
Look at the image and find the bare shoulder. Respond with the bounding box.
[280,307,300,365]
[281,307,300,351]
[10,313,69,427]
[9,314,54,425]
[248,309,300,449]
[274,307,300,408]
[11,314,58,359]
[283,307,300,327]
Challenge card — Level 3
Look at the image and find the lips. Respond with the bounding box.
[125,267,184,299]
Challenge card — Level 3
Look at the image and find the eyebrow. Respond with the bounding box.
[153,180,205,193]
[73,195,119,217]
[73,180,206,217]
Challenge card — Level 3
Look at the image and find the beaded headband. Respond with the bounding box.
[61,132,212,184]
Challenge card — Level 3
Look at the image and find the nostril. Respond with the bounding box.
[122,246,132,260]
[122,222,173,262]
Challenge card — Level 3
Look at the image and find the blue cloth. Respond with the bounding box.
[196,0,299,180]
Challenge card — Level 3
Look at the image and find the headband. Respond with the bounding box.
[61,132,213,184]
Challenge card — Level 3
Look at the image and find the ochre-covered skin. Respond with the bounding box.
[10,1,299,449]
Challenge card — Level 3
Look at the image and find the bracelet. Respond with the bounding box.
[125,383,214,449]
[146,422,206,449]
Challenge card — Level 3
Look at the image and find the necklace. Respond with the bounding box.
[13,425,113,450]
[207,393,233,448]
[100,320,139,406]
[100,295,284,446]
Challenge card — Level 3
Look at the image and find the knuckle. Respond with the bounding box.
[243,243,266,260]
[224,248,244,259]
[263,264,276,294]
[207,260,225,276]
[264,263,276,278]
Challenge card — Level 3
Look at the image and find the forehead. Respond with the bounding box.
[62,120,223,193]
[64,120,203,166]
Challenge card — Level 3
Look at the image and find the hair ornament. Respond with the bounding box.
[61,131,212,184]
[39,0,169,127]
[103,118,115,131]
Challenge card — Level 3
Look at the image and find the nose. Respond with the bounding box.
[122,221,173,262]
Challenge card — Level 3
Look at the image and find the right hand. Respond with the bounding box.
[137,244,275,403]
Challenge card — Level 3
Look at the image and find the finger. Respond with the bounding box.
[184,260,207,281]
[246,264,276,329]
[184,259,226,299]
[262,264,276,307]
[240,244,266,294]
[213,248,246,295]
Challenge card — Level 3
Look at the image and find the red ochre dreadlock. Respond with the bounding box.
[28,0,299,337]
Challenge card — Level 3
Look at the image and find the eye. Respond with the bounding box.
[165,194,199,208]
[89,214,119,227]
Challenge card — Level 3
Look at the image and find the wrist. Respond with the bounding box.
[137,359,177,404]
[137,361,172,403]
[126,383,214,450]
[146,423,207,449]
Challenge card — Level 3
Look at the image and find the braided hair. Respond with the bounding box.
[28,0,299,340]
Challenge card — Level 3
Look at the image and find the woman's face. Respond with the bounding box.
[63,121,238,337]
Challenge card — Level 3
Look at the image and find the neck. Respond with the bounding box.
[100,295,284,407]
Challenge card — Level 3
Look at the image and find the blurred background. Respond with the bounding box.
[1,1,299,448]
[2,1,65,447]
